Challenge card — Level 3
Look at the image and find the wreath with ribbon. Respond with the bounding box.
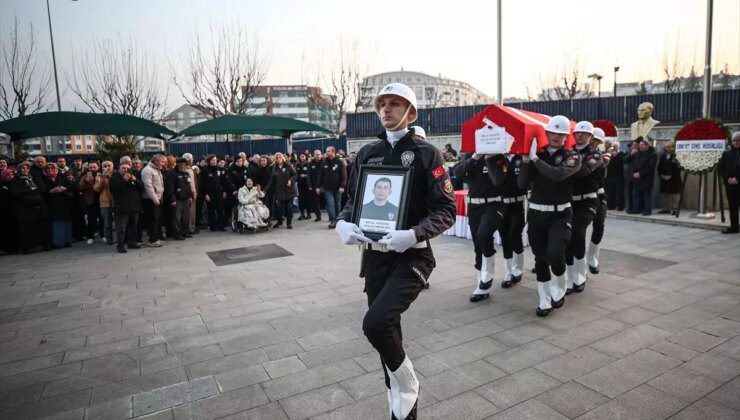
[674,118,729,174]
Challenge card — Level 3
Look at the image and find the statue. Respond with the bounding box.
[631,102,660,140]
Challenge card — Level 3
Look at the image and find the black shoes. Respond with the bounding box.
[314,215,321,222]
[658,209,671,214]
[501,274,522,289]
[572,283,586,293]
[589,265,600,274]
[565,288,573,296]
[536,307,551,317]
[298,214,306,220]
[117,246,127,253]
[128,243,141,249]
[722,227,739,234]
[551,296,565,308]
[328,221,337,229]
[287,223,293,229]
[273,221,283,228]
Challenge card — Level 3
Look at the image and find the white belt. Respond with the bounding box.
[597,187,605,195]
[529,202,571,212]
[503,195,526,204]
[365,241,428,253]
[467,196,502,204]
[572,192,598,201]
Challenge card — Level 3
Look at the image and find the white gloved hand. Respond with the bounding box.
[378,229,417,253]
[529,139,539,161]
[335,220,371,245]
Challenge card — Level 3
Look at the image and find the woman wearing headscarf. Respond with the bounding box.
[44,163,74,248]
[10,162,51,253]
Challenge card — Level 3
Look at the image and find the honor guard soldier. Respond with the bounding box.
[455,152,506,301]
[587,128,611,274]
[499,153,527,288]
[565,121,604,294]
[334,83,456,420]
[518,115,582,317]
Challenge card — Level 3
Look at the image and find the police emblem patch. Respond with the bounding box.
[566,156,576,166]
[401,151,415,167]
[388,212,395,221]
[443,178,453,194]
[555,155,563,165]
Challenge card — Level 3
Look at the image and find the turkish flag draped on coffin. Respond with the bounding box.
[461,104,575,154]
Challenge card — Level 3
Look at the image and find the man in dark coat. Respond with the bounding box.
[316,146,347,228]
[657,140,682,215]
[110,162,144,253]
[10,162,50,254]
[718,132,740,233]
[308,150,324,221]
[625,138,657,215]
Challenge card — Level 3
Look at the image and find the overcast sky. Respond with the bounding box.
[2,0,738,113]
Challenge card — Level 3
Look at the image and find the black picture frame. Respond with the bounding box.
[352,165,413,241]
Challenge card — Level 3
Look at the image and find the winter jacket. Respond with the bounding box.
[657,152,682,194]
[93,173,113,208]
[624,147,657,191]
[318,156,347,192]
[141,163,164,202]
[109,171,143,213]
[266,163,297,201]
[718,147,740,182]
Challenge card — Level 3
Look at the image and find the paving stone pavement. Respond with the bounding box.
[0,217,738,419]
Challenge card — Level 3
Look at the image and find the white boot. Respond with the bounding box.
[386,356,419,420]
[503,258,513,282]
[586,242,601,273]
[550,273,566,307]
[471,255,494,301]
[572,257,587,292]
[480,255,495,284]
[565,264,576,292]
[512,252,524,278]
[536,281,553,317]
[386,389,393,419]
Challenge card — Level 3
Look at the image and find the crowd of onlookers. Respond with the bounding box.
[0,147,356,255]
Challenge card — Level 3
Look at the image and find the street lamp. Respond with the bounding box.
[613,64,620,97]
[46,0,77,112]
[588,73,603,97]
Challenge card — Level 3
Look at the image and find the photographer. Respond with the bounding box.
[110,162,143,253]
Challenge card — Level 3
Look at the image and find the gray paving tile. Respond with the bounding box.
[534,347,616,383]
[172,384,269,419]
[536,381,609,418]
[185,348,269,380]
[310,393,387,420]
[589,323,673,358]
[220,402,288,420]
[705,375,740,410]
[669,397,740,420]
[475,368,560,409]
[133,376,220,417]
[262,356,307,379]
[682,352,740,383]
[262,359,365,401]
[487,339,564,374]
[543,318,628,351]
[279,384,353,420]
[648,340,701,362]
[487,398,567,419]
[213,365,270,393]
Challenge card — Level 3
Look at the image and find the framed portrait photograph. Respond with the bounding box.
[352,165,413,241]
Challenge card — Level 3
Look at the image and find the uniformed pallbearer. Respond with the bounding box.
[454,152,506,302]
[334,83,456,420]
[518,115,582,317]
[565,121,604,294]
[586,127,611,274]
[499,153,527,288]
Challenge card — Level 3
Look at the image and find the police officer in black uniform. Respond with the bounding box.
[163,158,194,239]
[454,152,506,302]
[565,121,604,294]
[335,83,455,420]
[587,128,612,274]
[295,153,313,220]
[499,153,528,288]
[227,156,249,226]
[518,115,582,317]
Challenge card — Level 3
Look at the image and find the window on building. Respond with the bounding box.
[86,135,92,142]
[75,143,82,150]
[190,111,196,117]
[177,112,184,118]
[86,144,92,151]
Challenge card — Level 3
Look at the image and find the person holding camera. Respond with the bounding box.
[110,162,143,253]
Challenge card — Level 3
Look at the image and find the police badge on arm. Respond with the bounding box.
[352,165,413,241]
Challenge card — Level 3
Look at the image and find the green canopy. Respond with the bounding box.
[0,111,177,140]
[177,114,332,138]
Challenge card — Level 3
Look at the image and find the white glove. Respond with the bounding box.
[335,220,371,245]
[529,139,539,161]
[378,229,417,253]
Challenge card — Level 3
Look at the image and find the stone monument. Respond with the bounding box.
[630,102,660,139]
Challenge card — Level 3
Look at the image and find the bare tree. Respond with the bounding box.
[661,34,687,94]
[534,56,593,100]
[321,38,371,135]
[67,35,167,161]
[68,36,166,119]
[172,25,267,119]
[0,17,51,120]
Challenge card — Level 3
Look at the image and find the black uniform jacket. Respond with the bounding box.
[572,144,605,195]
[657,153,682,194]
[518,147,582,205]
[454,153,506,198]
[718,148,740,182]
[338,129,456,243]
[318,157,347,192]
[501,155,528,198]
